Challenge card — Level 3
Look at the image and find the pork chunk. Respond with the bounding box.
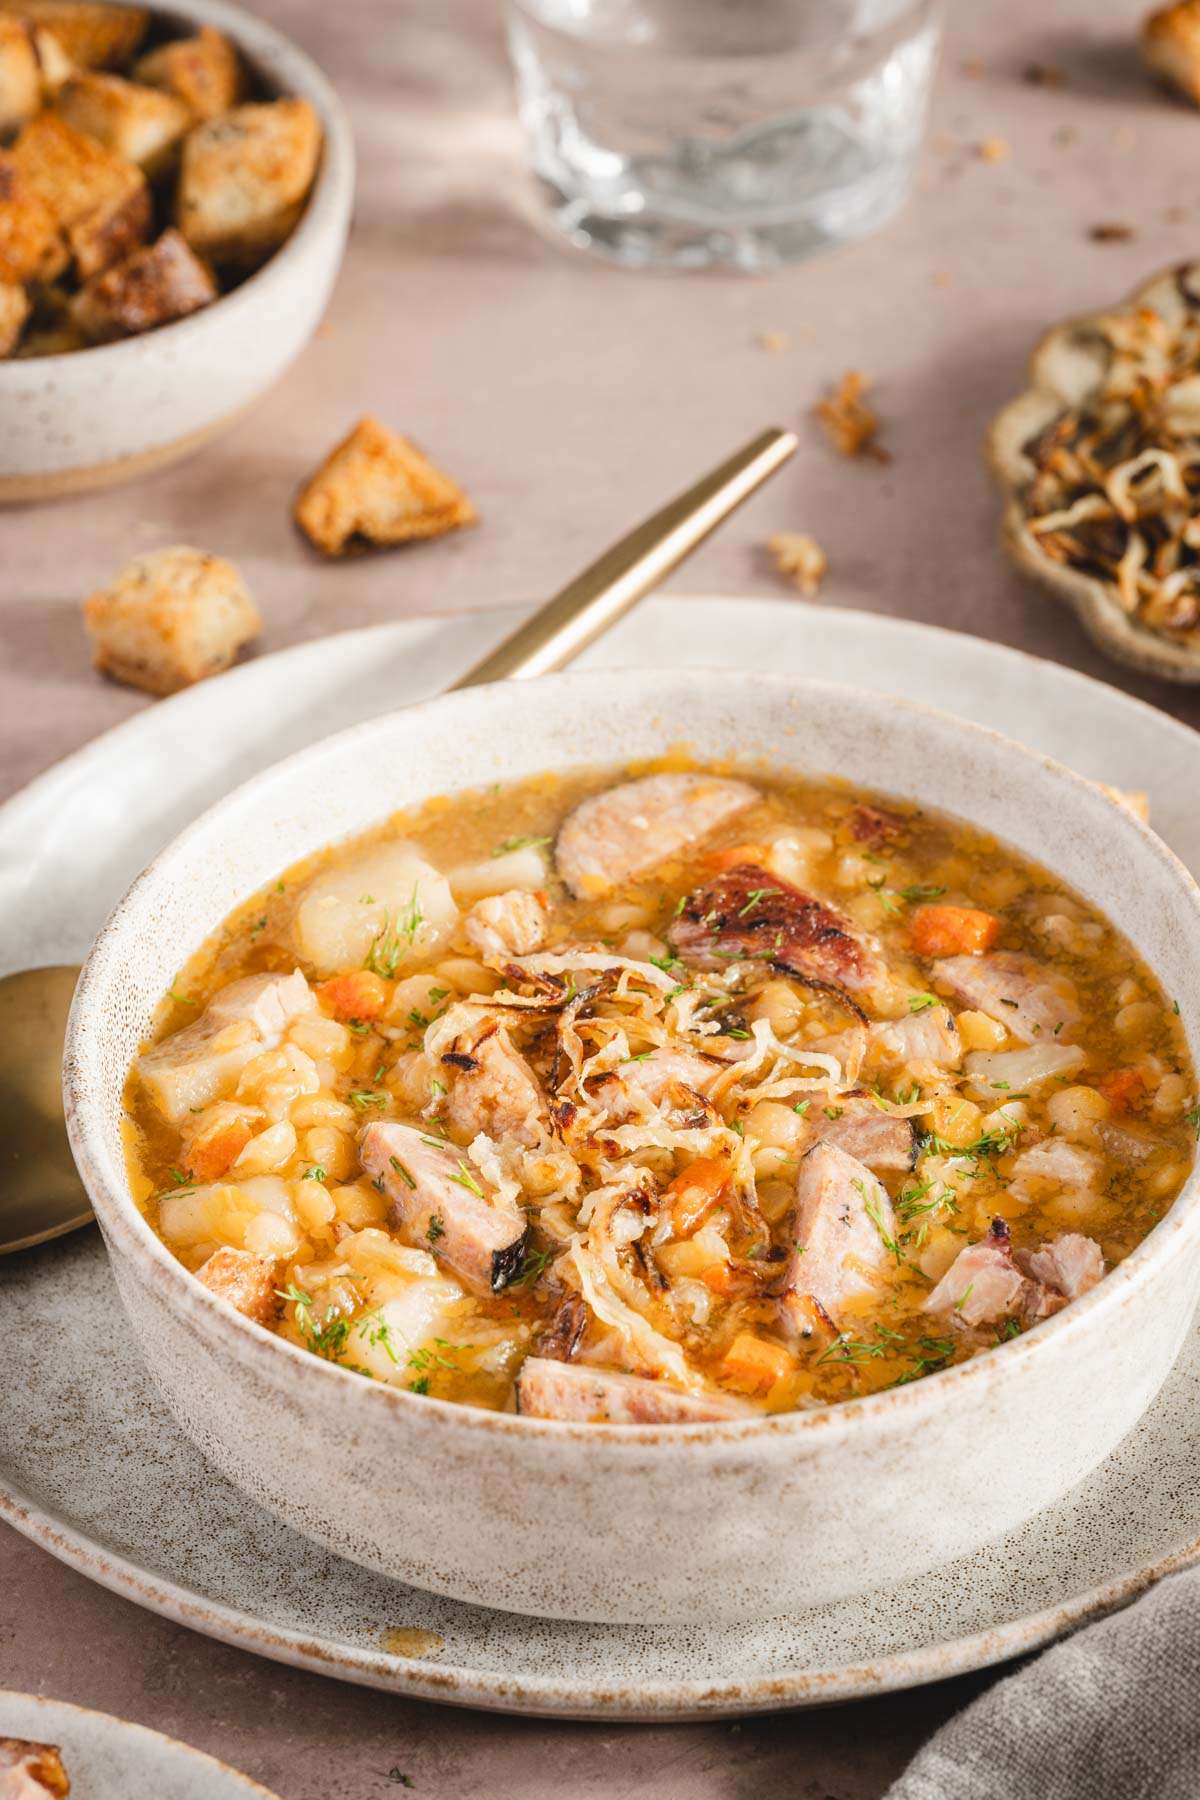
[1018,1232,1105,1302]
[441,1023,548,1148]
[137,969,314,1126]
[812,1099,918,1171]
[869,1006,961,1070]
[515,1356,744,1423]
[464,888,547,961]
[194,1245,279,1326]
[1009,1139,1104,1202]
[669,863,883,995]
[932,953,1078,1044]
[360,1120,528,1296]
[0,1739,70,1798]
[780,1141,897,1328]
[924,1219,1028,1328]
[586,1047,716,1124]
[555,772,759,899]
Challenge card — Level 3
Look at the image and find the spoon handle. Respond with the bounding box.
[448,425,798,690]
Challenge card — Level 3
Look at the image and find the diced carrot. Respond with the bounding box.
[720,1331,794,1395]
[186,1120,252,1182]
[703,842,769,873]
[910,904,1002,959]
[1098,1067,1146,1114]
[317,969,390,1022]
[666,1157,729,1235]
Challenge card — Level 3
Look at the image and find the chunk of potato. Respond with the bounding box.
[290,841,458,978]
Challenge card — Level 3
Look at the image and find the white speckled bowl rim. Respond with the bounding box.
[0,1690,282,1796]
[0,0,355,379]
[64,667,1200,1458]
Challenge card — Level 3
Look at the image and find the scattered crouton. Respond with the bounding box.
[815,370,889,463]
[294,416,477,557]
[0,271,27,350]
[70,225,214,340]
[177,97,320,268]
[82,544,261,694]
[0,1739,70,1797]
[194,1245,280,1326]
[0,0,148,70]
[11,109,149,275]
[976,135,1010,162]
[0,17,40,136]
[1098,784,1151,823]
[134,24,242,122]
[0,148,66,280]
[768,531,828,597]
[55,70,190,176]
[1143,0,1200,104]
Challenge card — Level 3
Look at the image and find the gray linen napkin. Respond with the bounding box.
[887,1564,1200,1800]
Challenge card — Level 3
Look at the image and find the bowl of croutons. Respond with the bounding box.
[0,0,353,499]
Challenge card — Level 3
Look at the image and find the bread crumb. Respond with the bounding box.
[768,532,827,597]
[1143,0,1200,103]
[755,329,790,352]
[1098,784,1150,822]
[1023,61,1065,86]
[932,268,952,288]
[1088,221,1136,242]
[976,136,1010,162]
[294,416,477,557]
[82,544,260,695]
[962,58,985,78]
[814,370,889,463]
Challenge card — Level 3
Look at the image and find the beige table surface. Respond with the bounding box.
[4,0,1200,1793]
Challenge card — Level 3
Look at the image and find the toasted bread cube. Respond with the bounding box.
[0,17,39,135]
[0,1739,70,1796]
[177,97,320,268]
[195,1246,280,1326]
[1143,0,1200,103]
[0,1,148,69]
[0,273,27,351]
[11,110,149,275]
[0,149,67,279]
[134,24,242,122]
[83,545,262,695]
[55,70,189,175]
[71,225,214,341]
[294,417,478,557]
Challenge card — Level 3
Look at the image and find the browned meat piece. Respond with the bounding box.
[194,1246,280,1327]
[534,1292,587,1362]
[869,1007,961,1070]
[586,1047,717,1124]
[137,969,314,1127]
[811,1098,918,1171]
[932,952,1078,1044]
[778,1141,898,1329]
[1018,1232,1105,1301]
[441,1022,548,1148]
[0,1740,70,1797]
[515,1356,746,1423]
[360,1120,528,1296]
[463,888,547,961]
[1009,1139,1103,1201]
[847,803,906,845]
[669,863,883,995]
[924,1220,1028,1328]
[555,772,759,898]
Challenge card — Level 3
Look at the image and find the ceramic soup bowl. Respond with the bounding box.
[0,0,354,501]
[63,671,1200,1625]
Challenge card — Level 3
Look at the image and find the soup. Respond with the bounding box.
[123,764,1196,1423]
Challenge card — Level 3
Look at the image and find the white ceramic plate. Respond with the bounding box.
[0,1691,281,1796]
[4,596,1200,1717]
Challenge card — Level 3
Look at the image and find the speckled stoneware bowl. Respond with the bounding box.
[63,670,1200,1626]
[0,0,354,502]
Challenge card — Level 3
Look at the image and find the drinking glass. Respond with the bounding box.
[505,0,942,273]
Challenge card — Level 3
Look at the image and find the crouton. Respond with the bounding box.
[0,272,27,350]
[70,225,214,340]
[294,417,477,557]
[54,70,189,176]
[0,148,66,279]
[177,97,320,268]
[194,1246,280,1327]
[134,24,242,122]
[0,17,39,136]
[1143,0,1200,104]
[11,110,149,275]
[0,1,148,70]
[82,545,261,695]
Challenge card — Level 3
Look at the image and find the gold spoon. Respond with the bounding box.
[0,425,797,1256]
